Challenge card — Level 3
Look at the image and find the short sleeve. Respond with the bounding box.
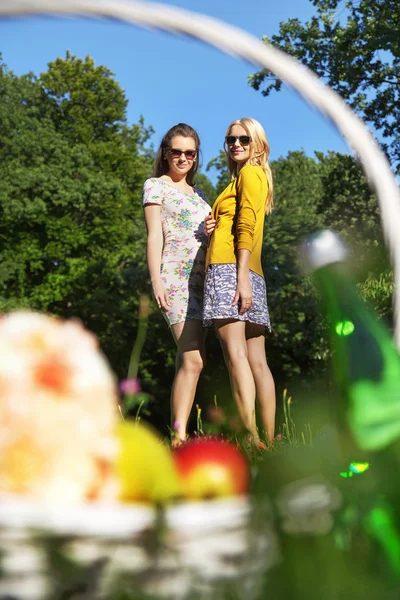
[142,178,164,206]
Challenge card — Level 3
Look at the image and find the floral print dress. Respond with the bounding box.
[142,178,210,326]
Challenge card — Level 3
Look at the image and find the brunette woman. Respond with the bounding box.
[142,123,210,445]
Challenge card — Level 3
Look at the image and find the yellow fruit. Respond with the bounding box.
[115,421,182,504]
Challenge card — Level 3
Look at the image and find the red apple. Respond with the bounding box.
[172,437,250,500]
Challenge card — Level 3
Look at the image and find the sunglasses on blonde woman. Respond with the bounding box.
[225,135,252,146]
[168,148,197,160]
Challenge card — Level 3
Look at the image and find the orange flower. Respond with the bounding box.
[34,353,73,396]
[0,311,119,504]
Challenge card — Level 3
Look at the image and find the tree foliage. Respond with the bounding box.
[0,49,391,428]
[0,52,218,431]
[265,150,390,382]
[249,0,400,172]
[0,56,145,382]
[207,151,231,197]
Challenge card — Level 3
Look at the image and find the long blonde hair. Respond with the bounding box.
[152,123,201,186]
[225,117,274,214]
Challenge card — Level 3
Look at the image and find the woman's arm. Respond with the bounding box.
[233,249,253,314]
[233,167,263,313]
[143,204,171,311]
[236,166,263,252]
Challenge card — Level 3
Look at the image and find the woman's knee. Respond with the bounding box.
[250,354,272,377]
[180,351,205,375]
[249,354,266,372]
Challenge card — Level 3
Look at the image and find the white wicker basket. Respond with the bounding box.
[0,494,278,599]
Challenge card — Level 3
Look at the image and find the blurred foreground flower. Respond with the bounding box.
[0,311,118,505]
[120,378,141,395]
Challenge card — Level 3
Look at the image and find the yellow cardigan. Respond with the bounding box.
[206,164,268,277]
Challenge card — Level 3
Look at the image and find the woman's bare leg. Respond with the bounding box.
[170,320,206,443]
[215,319,258,440]
[246,323,276,444]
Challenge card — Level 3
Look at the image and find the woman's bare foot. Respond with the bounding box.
[243,434,269,454]
[257,440,269,451]
[171,436,186,449]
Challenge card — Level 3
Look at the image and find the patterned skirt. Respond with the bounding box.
[203,264,271,329]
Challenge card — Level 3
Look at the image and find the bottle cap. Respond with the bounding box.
[299,229,348,273]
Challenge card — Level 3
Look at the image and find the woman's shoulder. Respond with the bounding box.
[144,177,183,193]
[239,163,266,179]
[143,176,177,192]
[142,177,165,205]
[237,164,266,187]
[143,177,163,189]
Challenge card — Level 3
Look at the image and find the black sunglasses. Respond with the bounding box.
[168,148,197,160]
[225,135,252,146]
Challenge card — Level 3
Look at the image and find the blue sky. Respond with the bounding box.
[0,0,350,183]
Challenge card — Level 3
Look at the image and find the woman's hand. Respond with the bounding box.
[152,281,171,311]
[204,214,216,237]
[232,277,253,315]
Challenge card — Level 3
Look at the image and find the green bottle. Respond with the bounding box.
[300,229,400,452]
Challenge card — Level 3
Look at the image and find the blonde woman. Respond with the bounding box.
[204,117,276,448]
[142,123,210,446]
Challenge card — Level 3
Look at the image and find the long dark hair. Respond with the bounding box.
[153,123,201,186]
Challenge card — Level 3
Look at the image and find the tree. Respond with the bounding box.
[0,55,153,378]
[262,151,327,381]
[267,150,390,383]
[249,0,400,173]
[0,53,218,432]
[315,151,393,320]
[40,51,127,146]
[193,171,215,206]
[207,151,231,197]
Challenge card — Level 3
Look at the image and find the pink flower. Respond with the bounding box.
[120,378,141,395]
